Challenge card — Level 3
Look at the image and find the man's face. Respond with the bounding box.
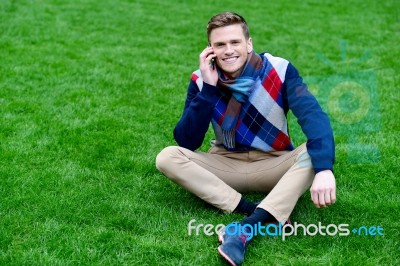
[209,24,253,79]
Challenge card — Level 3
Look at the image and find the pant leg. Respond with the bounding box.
[156,144,314,221]
[245,143,314,223]
[156,146,251,213]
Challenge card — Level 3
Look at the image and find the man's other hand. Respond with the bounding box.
[310,170,336,208]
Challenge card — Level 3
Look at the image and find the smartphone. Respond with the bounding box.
[208,43,215,70]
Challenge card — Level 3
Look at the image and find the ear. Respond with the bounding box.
[247,37,253,53]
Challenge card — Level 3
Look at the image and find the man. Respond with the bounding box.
[156,11,336,266]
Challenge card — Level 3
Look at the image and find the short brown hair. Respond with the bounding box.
[207,12,250,41]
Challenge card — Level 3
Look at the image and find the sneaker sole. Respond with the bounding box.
[218,246,237,266]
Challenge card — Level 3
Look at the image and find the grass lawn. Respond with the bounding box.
[1,0,399,265]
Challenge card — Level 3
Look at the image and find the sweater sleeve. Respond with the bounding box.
[284,63,335,174]
[173,75,219,151]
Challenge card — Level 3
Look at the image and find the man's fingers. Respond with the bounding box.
[330,189,337,204]
[312,189,337,208]
[312,189,338,208]
[206,53,216,63]
[318,193,326,208]
[199,47,214,61]
[311,191,320,208]
[311,170,337,209]
[199,49,216,69]
[324,191,332,205]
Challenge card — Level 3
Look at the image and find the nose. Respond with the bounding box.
[224,44,234,54]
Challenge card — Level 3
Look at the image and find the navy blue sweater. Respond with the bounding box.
[174,62,335,174]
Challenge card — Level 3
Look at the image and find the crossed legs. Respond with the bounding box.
[156,143,314,223]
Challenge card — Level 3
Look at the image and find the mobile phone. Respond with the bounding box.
[208,43,215,70]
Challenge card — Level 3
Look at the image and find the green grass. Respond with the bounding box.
[1,0,399,265]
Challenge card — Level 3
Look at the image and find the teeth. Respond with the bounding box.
[224,57,237,63]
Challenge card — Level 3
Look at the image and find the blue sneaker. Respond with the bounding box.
[217,222,251,266]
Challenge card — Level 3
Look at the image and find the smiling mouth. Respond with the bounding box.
[222,56,239,64]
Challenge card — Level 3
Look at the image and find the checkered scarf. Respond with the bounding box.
[210,52,292,152]
[217,52,265,149]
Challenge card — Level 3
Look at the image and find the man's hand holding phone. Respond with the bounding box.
[199,46,218,86]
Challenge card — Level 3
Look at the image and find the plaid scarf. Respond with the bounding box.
[217,52,265,149]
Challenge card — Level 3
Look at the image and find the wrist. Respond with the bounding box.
[314,168,333,175]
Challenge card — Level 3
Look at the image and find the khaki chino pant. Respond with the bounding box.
[156,143,314,223]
